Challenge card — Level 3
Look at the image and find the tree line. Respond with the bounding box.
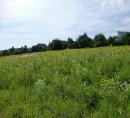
[0,32,130,56]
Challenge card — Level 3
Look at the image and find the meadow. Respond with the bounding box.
[0,46,130,118]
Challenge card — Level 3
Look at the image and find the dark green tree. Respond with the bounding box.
[67,38,75,49]
[93,34,107,47]
[76,33,92,48]
[49,39,63,50]
[2,50,9,56]
[107,36,116,46]
[9,46,16,55]
[62,41,68,49]
[73,41,79,49]
[121,32,130,45]
[31,44,48,52]
[21,45,29,53]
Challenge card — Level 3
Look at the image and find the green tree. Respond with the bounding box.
[107,36,116,46]
[9,46,16,55]
[49,39,63,50]
[93,34,107,47]
[67,38,75,49]
[76,33,92,48]
[22,45,28,53]
[2,50,9,56]
[31,44,48,52]
[62,41,68,49]
[122,32,130,45]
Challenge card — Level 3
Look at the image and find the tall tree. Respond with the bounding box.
[93,34,107,47]
[76,33,92,48]
[107,36,116,46]
[49,39,63,50]
[67,38,75,49]
[121,32,130,45]
[62,41,68,49]
[9,46,16,55]
[22,45,29,53]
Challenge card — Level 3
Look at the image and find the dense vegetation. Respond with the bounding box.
[0,32,130,56]
[0,46,130,118]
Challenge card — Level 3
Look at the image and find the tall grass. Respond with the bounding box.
[0,46,130,118]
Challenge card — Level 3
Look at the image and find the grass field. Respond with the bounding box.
[0,46,130,118]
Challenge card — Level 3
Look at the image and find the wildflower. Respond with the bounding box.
[35,79,46,89]
[101,79,112,86]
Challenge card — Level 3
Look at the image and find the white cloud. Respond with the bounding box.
[122,17,130,25]
[1,26,33,34]
[0,0,130,49]
[100,0,130,15]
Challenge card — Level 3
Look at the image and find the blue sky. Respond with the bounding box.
[0,0,130,50]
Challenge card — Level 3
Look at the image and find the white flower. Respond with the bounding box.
[35,79,46,88]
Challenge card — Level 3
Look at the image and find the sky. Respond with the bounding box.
[0,0,130,50]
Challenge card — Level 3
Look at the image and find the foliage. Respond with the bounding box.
[121,32,130,45]
[48,39,66,50]
[67,38,76,49]
[0,32,130,57]
[76,33,92,48]
[107,36,116,46]
[31,43,48,52]
[93,34,107,47]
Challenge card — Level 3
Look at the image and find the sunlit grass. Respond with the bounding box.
[0,46,130,118]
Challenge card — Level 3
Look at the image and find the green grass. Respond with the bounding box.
[0,46,130,118]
